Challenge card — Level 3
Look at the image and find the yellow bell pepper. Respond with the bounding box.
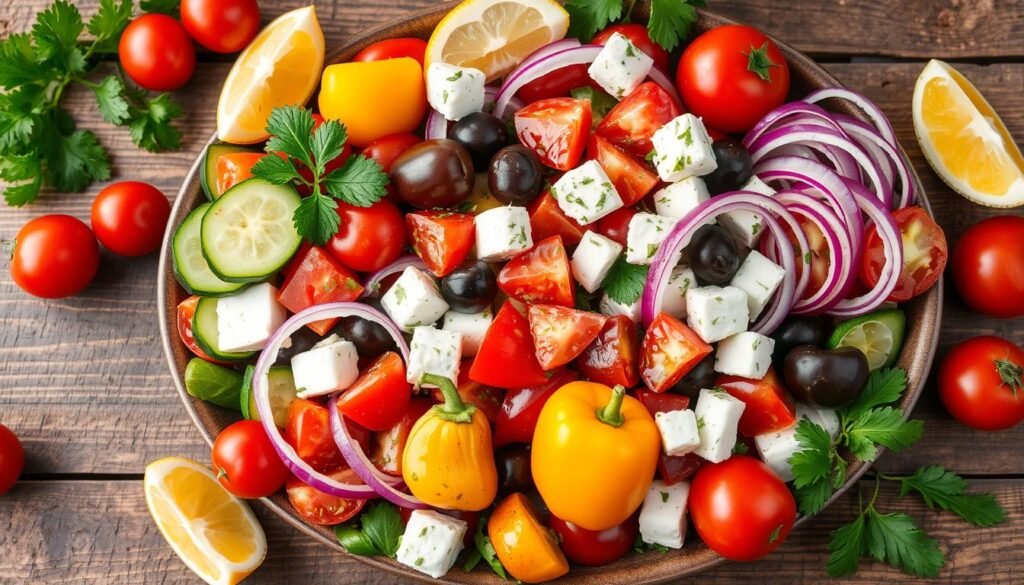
[402,373,497,511]
[531,382,659,531]
[488,493,569,583]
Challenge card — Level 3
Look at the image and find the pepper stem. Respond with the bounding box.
[421,373,475,424]
[596,385,627,428]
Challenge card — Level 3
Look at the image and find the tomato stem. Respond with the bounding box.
[744,42,781,82]
[421,373,475,423]
[994,357,1023,397]
[596,385,627,427]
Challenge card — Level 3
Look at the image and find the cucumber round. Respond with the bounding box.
[171,203,246,296]
[201,143,256,201]
[192,297,257,362]
[201,178,302,283]
[241,365,296,428]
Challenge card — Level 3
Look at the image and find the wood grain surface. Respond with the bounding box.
[1,1,1023,584]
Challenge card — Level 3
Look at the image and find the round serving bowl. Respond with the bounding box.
[158,1,943,583]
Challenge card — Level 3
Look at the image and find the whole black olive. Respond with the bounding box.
[334,315,397,359]
[782,345,870,408]
[274,326,321,365]
[488,145,544,206]
[684,224,741,285]
[771,315,833,369]
[495,444,533,496]
[448,112,509,170]
[673,354,717,399]
[705,140,753,195]
[391,139,475,209]
[441,260,497,313]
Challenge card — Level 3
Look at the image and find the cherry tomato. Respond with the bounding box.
[212,420,289,499]
[576,315,640,387]
[286,468,367,525]
[406,211,475,277]
[176,296,226,364]
[0,424,25,495]
[362,134,421,173]
[285,399,346,473]
[180,0,259,53]
[785,215,830,299]
[861,206,947,303]
[90,181,170,257]
[470,302,549,389]
[514,98,591,171]
[326,200,407,273]
[119,14,195,91]
[337,352,413,431]
[353,38,427,66]
[518,64,597,103]
[587,135,659,205]
[951,215,1024,318]
[497,236,575,307]
[596,207,638,247]
[939,336,1024,431]
[716,368,796,436]
[640,313,714,392]
[677,25,789,133]
[10,215,99,299]
[493,369,579,447]
[596,82,682,159]
[527,305,607,369]
[550,514,638,566]
[277,246,364,336]
[593,23,670,71]
[689,456,796,561]
[528,192,585,246]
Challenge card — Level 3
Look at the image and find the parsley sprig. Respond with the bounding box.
[335,501,404,558]
[564,0,706,52]
[601,255,649,305]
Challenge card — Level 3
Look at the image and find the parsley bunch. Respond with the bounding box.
[0,0,184,206]
[564,0,706,52]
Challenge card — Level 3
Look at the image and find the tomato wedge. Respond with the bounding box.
[528,192,585,247]
[576,315,640,387]
[285,399,346,473]
[596,82,682,159]
[515,98,592,171]
[497,236,575,307]
[588,135,659,206]
[470,303,549,389]
[494,369,579,447]
[517,64,596,103]
[861,206,947,302]
[286,468,367,525]
[634,389,703,484]
[176,295,226,364]
[406,210,476,277]
[336,352,412,431]
[278,246,364,336]
[527,304,607,369]
[370,398,434,476]
[639,313,714,392]
[716,368,797,436]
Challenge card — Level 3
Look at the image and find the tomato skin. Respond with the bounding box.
[326,200,407,273]
[861,206,947,302]
[550,514,638,566]
[497,236,575,307]
[939,336,1024,431]
[285,399,346,473]
[215,153,264,195]
[593,24,670,71]
[405,211,476,277]
[353,38,427,66]
[528,192,585,246]
[527,305,608,369]
[119,14,196,91]
[11,215,99,299]
[587,135,659,206]
[212,420,289,499]
[716,368,796,436]
[337,352,412,431]
[596,207,637,247]
[362,134,421,173]
[370,398,434,476]
[277,246,364,336]
[595,82,682,159]
[577,315,640,387]
[951,215,1024,318]
[0,424,24,495]
[176,296,227,364]
[494,369,579,447]
[639,313,714,392]
[90,181,170,257]
[514,98,592,171]
[689,456,796,561]
[180,0,259,53]
[517,64,596,103]
[677,25,789,133]
[286,468,367,525]
[470,303,550,389]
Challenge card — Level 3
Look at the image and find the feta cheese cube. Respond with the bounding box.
[396,510,467,579]
[651,114,718,182]
[694,387,746,463]
[730,250,786,320]
[216,283,287,352]
[291,336,359,398]
[714,331,775,379]
[599,292,641,322]
[474,206,533,261]
[685,285,749,344]
[407,326,462,388]
[754,403,842,482]
[426,62,486,121]
[571,231,623,293]
[587,32,654,100]
[442,309,492,357]
[653,177,710,220]
[799,403,841,440]
[655,409,701,456]
[381,267,450,331]
[717,210,765,249]
[625,212,675,265]
[661,266,697,319]
[742,175,776,196]
[550,160,624,224]
[639,480,690,549]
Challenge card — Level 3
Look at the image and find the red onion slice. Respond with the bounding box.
[833,114,915,209]
[494,45,603,119]
[743,101,849,147]
[803,87,898,148]
[362,255,427,298]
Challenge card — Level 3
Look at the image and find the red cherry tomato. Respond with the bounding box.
[639,313,713,392]
[587,135,659,206]
[326,200,407,273]
[497,236,575,307]
[470,303,549,389]
[677,25,789,133]
[336,352,413,431]
[939,336,1024,431]
[951,215,1024,318]
[286,468,367,525]
[527,305,607,370]
[10,215,99,299]
[861,206,947,303]
[689,456,796,561]
[596,81,682,159]
[90,181,170,257]
[353,38,428,66]
[405,211,476,277]
[180,0,260,53]
[494,369,579,447]
[119,14,195,91]
[593,23,670,71]
[285,399,346,473]
[277,246,364,336]
[596,206,637,247]
[370,398,434,476]
[176,296,227,364]
[215,152,264,195]
[362,134,422,173]
[211,420,289,499]
[577,315,640,388]
[0,424,25,495]
[716,368,796,436]
[550,514,638,566]
[528,192,585,247]
[514,98,592,171]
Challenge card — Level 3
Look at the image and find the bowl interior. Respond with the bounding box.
[157,2,942,583]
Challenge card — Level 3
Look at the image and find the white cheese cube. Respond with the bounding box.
[639,480,690,549]
[654,177,710,220]
[694,387,746,463]
[754,403,842,483]
[714,331,775,379]
[798,403,841,440]
[381,267,450,332]
[291,337,359,398]
[396,510,467,579]
[718,210,765,249]
[216,283,287,352]
[651,114,718,182]
[661,266,697,319]
[742,175,776,196]
[655,409,701,456]
[685,286,749,344]
[571,231,623,293]
[599,292,641,322]
[730,250,786,320]
[550,160,624,224]
[587,32,654,100]
[625,212,675,265]
[474,206,533,262]
[442,309,492,357]
[426,62,486,121]
[407,326,462,388]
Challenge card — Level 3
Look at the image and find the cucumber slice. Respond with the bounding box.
[184,358,244,409]
[241,365,296,428]
[192,297,257,362]
[201,178,302,283]
[828,309,906,370]
[172,203,246,296]
[201,143,255,201]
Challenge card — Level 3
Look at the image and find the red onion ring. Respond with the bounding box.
[743,101,849,147]
[494,45,603,120]
[833,114,915,209]
[362,255,427,298]
[803,87,898,148]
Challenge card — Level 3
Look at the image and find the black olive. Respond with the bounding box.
[673,354,717,399]
[333,315,397,359]
[488,145,544,206]
[495,444,533,496]
[684,224,741,285]
[782,345,870,408]
[441,260,497,314]
[705,140,753,195]
[448,112,509,170]
[391,139,475,209]
[273,326,321,365]
[771,315,833,369]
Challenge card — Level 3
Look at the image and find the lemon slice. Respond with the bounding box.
[913,59,1024,207]
[217,6,325,144]
[145,457,266,585]
[425,0,569,82]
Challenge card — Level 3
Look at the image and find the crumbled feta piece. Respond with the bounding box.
[474,206,533,261]
[550,160,624,224]
[425,62,485,121]
[639,480,690,549]
[407,326,462,388]
[729,250,786,320]
[684,285,749,344]
[381,267,449,332]
[587,32,654,100]
[625,212,675,265]
[216,283,287,352]
[651,114,717,182]
[599,292,641,322]
[694,387,746,463]
[653,177,710,220]
[717,211,765,249]
[661,266,697,319]
[291,337,359,398]
[754,403,842,482]
[742,175,776,196]
[396,509,467,579]
[441,309,492,357]
[714,331,775,379]
[571,231,623,293]
[655,409,701,456]
[799,403,840,440]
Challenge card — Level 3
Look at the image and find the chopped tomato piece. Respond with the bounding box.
[587,136,659,206]
[634,389,703,484]
[370,398,434,476]
[215,152,264,195]
[716,368,797,436]
[576,315,639,387]
[517,64,596,103]
[285,399,346,473]
[497,236,575,307]
[595,206,637,247]
[784,215,831,301]
[527,304,607,370]
[176,295,226,364]
[470,303,550,389]
[278,246,364,336]
[431,361,505,424]
[515,98,592,171]
[494,369,579,446]
[336,352,412,431]
[861,206,947,302]
[596,82,682,159]
[406,210,476,277]
[286,468,367,525]
[528,192,585,246]
[639,313,714,392]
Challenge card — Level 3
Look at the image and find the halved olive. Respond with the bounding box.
[782,345,869,409]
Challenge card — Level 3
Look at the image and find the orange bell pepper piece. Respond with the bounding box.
[487,493,569,583]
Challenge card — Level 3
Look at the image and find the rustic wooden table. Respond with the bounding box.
[2,0,1023,583]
